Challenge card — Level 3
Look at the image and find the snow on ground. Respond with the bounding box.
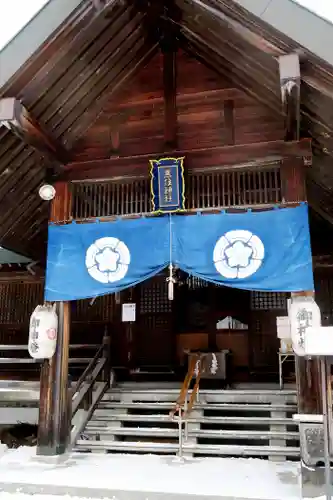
[0,496,95,500]
[0,445,302,500]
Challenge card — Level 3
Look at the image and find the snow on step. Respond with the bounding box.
[98,401,297,411]
[91,413,296,425]
[77,385,300,460]
[83,426,299,440]
[75,439,299,457]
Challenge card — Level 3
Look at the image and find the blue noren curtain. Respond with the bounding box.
[172,204,314,292]
[45,204,314,301]
[45,217,170,301]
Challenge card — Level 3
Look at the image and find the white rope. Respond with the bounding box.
[169,213,172,266]
[167,214,174,300]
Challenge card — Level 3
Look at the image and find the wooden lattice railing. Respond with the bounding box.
[71,164,282,220]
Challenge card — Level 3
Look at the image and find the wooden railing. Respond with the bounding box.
[0,343,100,365]
[170,353,203,418]
[70,333,113,445]
[71,164,282,221]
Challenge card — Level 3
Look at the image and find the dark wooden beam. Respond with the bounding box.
[65,139,312,181]
[158,1,180,148]
[278,53,301,142]
[0,272,44,283]
[0,98,69,165]
[163,50,178,147]
[111,88,243,111]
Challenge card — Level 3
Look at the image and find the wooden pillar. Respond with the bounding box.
[278,53,319,414]
[163,48,177,148]
[37,182,72,455]
[281,159,321,414]
[292,291,322,415]
[295,341,322,414]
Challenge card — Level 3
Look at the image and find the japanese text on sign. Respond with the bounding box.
[164,168,173,203]
[149,157,185,213]
[295,308,312,350]
[289,298,321,356]
[29,317,40,354]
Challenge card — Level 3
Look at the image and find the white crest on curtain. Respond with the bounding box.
[213,229,265,279]
[85,237,130,284]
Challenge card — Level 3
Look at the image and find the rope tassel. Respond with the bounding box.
[167,264,175,301]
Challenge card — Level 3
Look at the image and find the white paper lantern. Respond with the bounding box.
[288,297,321,356]
[28,304,58,359]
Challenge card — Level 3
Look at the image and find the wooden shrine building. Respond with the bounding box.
[1,0,333,461]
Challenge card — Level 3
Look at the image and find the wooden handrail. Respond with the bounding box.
[170,352,204,418]
[70,333,113,445]
[186,364,203,417]
[73,344,104,395]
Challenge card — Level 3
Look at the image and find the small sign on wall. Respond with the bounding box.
[122,303,136,322]
[276,316,291,339]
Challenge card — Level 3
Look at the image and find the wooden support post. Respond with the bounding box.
[163,49,177,147]
[37,302,71,455]
[292,292,322,415]
[280,157,306,203]
[278,53,301,142]
[37,181,72,456]
[278,53,320,415]
[281,162,321,414]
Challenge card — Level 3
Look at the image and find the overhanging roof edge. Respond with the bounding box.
[232,0,333,67]
[0,0,84,89]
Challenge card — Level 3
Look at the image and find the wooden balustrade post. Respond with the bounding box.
[37,182,72,456]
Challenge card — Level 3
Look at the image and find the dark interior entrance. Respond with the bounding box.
[110,271,286,383]
[0,272,288,383]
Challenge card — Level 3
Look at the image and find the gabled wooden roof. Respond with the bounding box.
[0,0,333,260]
[0,0,156,259]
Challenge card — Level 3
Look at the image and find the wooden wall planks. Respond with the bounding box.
[72,50,284,165]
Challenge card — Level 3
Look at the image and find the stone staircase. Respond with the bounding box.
[75,383,300,460]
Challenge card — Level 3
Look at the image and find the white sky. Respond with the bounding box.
[0,0,332,51]
[0,0,49,50]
